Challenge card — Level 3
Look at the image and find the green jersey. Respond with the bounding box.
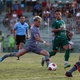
[52,19,67,40]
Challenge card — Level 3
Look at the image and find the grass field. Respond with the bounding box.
[0,53,80,80]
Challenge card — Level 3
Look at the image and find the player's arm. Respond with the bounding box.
[34,35,50,46]
[51,21,63,33]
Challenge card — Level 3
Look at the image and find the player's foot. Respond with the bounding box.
[65,72,73,77]
[17,56,20,60]
[64,63,71,68]
[17,58,20,60]
[0,58,2,62]
[41,56,45,67]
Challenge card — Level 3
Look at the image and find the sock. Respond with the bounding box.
[49,51,56,57]
[68,65,77,73]
[64,49,70,61]
[1,52,17,61]
[64,61,68,65]
[42,51,56,62]
[45,55,50,67]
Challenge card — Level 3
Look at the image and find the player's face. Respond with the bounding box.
[20,16,25,23]
[55,12,62,20]
[35,20,41,27]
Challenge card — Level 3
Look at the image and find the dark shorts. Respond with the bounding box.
[52,38,69,50]
[15,35,26,45]
[25,44,42,54]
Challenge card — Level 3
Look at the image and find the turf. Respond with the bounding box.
[0,53,80,80]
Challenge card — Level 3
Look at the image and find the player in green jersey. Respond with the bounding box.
[41,10,72,68]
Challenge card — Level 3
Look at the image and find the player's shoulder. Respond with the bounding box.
[31,26,38,32]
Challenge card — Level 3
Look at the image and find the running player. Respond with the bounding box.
[41,9,72,68]
[0,16,50,68]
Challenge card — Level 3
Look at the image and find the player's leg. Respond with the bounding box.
[0,52,17,62]
[41,39,59,66]
[17,35,26,60]
[0,48,27,62]
[65,61,80,77]
[34,47,50,67]
[63,40,71,68]
[40,50,50,67]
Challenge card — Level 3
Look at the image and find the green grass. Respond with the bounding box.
[0,53,80,80]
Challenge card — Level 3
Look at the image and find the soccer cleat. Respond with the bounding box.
[0,58,2,62]
[65,72,73,77]
[41,56,45,67]
[64,63,71,68]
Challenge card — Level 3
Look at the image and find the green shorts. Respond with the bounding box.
[52,37,69,50]
[8,42,15,47]
[2,41,6,48]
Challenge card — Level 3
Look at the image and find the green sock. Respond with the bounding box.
[49,51,56,57]
[64,49,70,61]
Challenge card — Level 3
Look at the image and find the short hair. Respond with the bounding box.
[33,16,42,22]
[55,9,61,13]
[19,15,25,18]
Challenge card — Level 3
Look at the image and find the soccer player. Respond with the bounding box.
[0,16,50,68]
[13,15,29,60]
[65,55,80,77]
[41,10,72,68]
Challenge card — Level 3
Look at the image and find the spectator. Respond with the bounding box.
[43,8,50,21]
[41,0,47,10]
[12,1,19,11]
[32,2,41,16]
[46,0,51,11]
[32,0,37,8]
[0,30,6,52]
[26,0,31,12]
[52,0,58,9]
[66,20,72,31]
[20,0,25,11]
[75,17,80,34]
[6,0,12,12]
[0,0,3,14]
[77,0,80,9]
[7,29,15,52]
[16,7,23,18]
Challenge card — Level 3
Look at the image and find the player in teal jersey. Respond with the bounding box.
[41,10,72,68]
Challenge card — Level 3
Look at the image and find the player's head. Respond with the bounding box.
[19,15,25,23]
[33,16,42,27]
[55,9,62,20]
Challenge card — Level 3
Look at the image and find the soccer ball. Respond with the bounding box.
[48,63,57,71]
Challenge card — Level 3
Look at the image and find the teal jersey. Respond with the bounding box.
[52,19,67,40]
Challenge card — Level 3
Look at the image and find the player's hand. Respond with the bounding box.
[45,42,50,47]
[58,27,64,30]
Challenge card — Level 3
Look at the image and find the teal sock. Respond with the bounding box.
[64,49,70,61]
[1,52,17,61]
[49,51,56,57]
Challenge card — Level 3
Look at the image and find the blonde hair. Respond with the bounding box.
[33,16,42,22]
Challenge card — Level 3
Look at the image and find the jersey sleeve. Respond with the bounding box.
[32,28,39,37]
[25,23,29,30]
[14,23,18,30]
[52,20,57,29]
